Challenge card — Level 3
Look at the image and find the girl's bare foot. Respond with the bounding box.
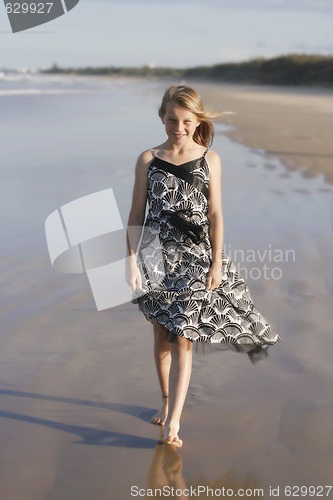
[164,421,183,448]
[151,395,169,426]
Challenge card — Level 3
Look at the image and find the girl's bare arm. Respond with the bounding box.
[206,150,224,265]
[205,150,223,291]
[126,150,151,260]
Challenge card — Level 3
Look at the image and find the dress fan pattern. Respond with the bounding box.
[132,150,281,363]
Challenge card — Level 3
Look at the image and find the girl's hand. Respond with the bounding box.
[206,262,222,291]
[125,259,142,291]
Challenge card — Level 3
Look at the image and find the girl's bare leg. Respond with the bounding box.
[151,320,171,425]
[164,336,193,447]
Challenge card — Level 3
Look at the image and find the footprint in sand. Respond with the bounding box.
[266,443,293,458]
[286,280,315,303]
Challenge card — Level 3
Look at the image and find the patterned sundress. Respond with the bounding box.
[132,149,281,363]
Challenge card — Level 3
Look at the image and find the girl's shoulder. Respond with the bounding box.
[137,145,169,168]
[205,148,222,168]
[136,148,155,166]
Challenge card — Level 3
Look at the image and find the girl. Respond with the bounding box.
[126,85,281,448]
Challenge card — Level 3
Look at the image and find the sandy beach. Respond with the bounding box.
[195,82,333,185]
[0,76,332,500]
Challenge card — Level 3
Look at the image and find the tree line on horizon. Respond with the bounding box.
[43,54,333,86]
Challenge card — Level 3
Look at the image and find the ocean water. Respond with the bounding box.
[1,74,333,499]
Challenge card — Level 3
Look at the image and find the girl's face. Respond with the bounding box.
[162,103,200,144]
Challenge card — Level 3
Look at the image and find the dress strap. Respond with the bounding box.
[150,148,156,158]
[202,147,209,158]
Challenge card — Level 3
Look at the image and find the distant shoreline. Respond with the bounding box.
[41,54,333,88]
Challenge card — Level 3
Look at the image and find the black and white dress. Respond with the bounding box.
[132,149,281,363]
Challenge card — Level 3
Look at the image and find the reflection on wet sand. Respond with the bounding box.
[147,436,261,499]
[147,433,186,496]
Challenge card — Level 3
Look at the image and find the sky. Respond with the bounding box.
[0,0,332,70]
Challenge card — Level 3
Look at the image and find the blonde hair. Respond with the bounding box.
[158,85,218,148]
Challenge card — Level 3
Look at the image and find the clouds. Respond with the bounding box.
[1,0,332,70]
[215,0,332,11]
[93,0,333,13]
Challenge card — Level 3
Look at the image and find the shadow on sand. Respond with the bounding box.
[0,388,159,449]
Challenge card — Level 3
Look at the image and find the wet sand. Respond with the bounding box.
[0,78,333,499]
